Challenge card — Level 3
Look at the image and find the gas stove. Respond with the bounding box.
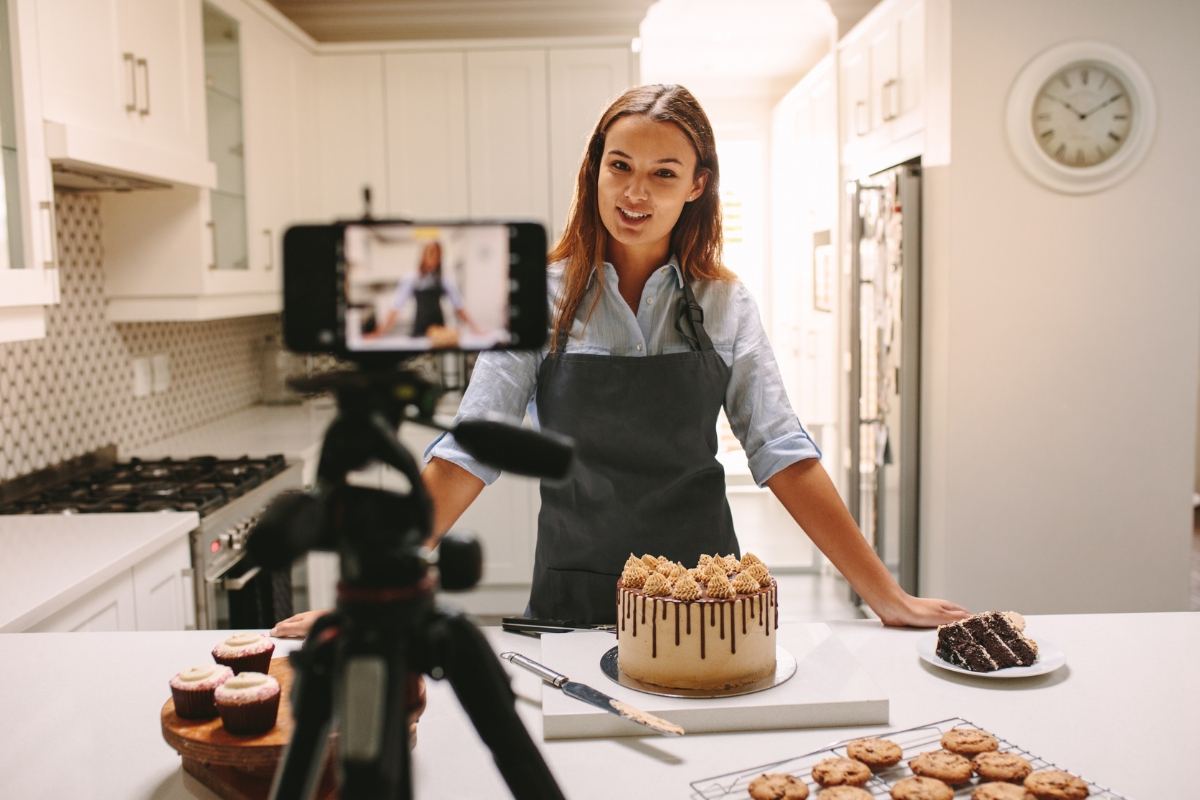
[0,455,287,516]
[0,447,304,629]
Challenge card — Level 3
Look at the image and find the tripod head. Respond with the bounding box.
[246,366,572,800]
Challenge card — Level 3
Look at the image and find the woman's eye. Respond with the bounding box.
[656,170,677,178]
[609,160,630,171]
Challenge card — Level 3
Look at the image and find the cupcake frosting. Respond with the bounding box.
[170,664,233,691]
[215,672,280,705]
[213,632,272,658]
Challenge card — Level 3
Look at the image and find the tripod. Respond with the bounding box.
[247,368,570,800]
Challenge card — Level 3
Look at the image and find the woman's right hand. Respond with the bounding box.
[270,609,332,639]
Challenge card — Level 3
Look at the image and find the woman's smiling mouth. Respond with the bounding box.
[618,207,651,223]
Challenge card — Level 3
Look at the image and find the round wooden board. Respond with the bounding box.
[161,658,296,769]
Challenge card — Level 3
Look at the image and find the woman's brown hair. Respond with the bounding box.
[547,84,734,350]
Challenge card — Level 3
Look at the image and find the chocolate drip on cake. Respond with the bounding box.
[742,600,747,635]
[699,608,705,659]
[686,603,692,635]
[719,602,725,640]
[936,610,1038,672]
[674,603,680,646]
[652,599,657,657]
[730,603,736,654]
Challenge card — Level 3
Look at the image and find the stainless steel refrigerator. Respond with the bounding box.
[846,162,921,596]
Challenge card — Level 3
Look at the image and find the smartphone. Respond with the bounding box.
[283,220,547,357]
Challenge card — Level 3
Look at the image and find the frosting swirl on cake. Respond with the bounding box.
[214,672,280,705]
[170,664,233,691]
[621,562,650,588]
[706,571,735,599]
[643,572,672,596]
[731,572,759,595]
[671,574,701,600]
[212,632,272,658]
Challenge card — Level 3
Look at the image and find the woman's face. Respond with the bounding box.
[597,115,708,257]
[419,242,440,274]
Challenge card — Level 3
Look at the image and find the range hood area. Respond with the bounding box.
[44,121,215,192]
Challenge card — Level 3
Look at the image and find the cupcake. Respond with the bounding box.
[212,632,275,674]
[169,664,233,719]
[214,672,281,735]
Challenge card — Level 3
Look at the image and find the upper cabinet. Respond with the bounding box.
[839,0,925,176]
[36,0,212,187]
[98,0,314,321]
[0,0,60,344]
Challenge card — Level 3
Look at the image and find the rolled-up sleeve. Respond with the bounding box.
[424,349,540,485]
[723,285,821,487]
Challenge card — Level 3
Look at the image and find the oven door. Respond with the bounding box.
[205,551,293,630]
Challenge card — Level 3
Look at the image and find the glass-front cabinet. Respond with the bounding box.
[0,0,59,343]
[203,2,247,272]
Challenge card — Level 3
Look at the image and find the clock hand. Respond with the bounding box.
[1078,93,1124,119]
[1042,94,1085,119]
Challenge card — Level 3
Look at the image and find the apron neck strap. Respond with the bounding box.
[675,279,715,352]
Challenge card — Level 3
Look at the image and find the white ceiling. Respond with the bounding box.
[265,0,879,43]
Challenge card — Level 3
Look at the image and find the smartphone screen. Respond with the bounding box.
[343,222,512,352]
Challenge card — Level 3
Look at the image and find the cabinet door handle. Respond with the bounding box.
[137,58,150,116]
[207,220,218,269]
[180,568,196,630]
[855,100,869,136]
[263,229,273,270]
[882,78,899,122]
[123,53,137,112]
[39,201,58,269]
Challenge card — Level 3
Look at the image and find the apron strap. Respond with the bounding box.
[675,279,716,352]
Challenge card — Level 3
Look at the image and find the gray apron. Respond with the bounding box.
[412,275,446,336]
[530,279,739,624]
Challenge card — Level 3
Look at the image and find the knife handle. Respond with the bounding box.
[499,651,568,687]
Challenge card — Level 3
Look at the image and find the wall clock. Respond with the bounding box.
[1006,41,1156,194]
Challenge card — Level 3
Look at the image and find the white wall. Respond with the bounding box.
[920,0,1200,612]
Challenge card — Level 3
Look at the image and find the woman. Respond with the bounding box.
[366,240,477,342]
[274,84,966,637]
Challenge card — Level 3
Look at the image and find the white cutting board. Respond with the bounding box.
[535,623,888,740]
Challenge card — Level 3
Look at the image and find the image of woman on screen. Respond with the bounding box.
[365,241,480,343]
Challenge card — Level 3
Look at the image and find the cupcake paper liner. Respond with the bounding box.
[171,686,219,720]
[217,692,281,735]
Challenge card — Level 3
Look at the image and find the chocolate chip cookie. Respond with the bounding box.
[817,787,873,800]
[748,773,810,800]
[908,750,973,785]
[1024,770,1090,800]
[972,783,1028,800]
[941,728,1000,756]
[890,775,954,800]
[973,751,1032,783]
[810,758,872,787]
[846,737,903,769]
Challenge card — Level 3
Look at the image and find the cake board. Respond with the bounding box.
[536,624,888,740]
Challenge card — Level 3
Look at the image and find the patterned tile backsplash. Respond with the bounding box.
[0,192,280,481]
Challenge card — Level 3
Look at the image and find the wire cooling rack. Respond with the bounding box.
[689,717,1128,799]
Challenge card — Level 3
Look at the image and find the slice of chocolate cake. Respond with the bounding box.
[936,611,1038,672]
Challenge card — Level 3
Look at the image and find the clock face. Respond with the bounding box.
[1032,63,1133,168]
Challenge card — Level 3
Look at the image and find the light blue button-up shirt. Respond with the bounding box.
[425,258,820,486]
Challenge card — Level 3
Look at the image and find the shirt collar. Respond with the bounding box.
[592,256,684,289]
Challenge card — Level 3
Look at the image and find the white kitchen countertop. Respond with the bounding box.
[0,512,198,632]
[0,613,1195,798]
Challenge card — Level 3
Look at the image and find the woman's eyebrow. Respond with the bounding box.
[606,149,683,166]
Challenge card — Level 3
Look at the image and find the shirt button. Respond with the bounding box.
[636,343,643,351]
[646,297,654,305]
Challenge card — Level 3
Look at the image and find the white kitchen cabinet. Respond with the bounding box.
[26,538,194,633]
[384,51,469,219]
[131,536,194,631]
[315,53,387,220]
[0,0,59,344]
[100,0,318,321]
[36,0,211,186]
[465,49,549,227]
[548,47,631,241]
[839,0,925,172]
[27,570,138,632]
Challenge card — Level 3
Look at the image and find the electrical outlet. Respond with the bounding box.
[152,353,170,394]
[132,358,152,398]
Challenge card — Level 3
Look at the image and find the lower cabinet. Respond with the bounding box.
[26,537,194,632]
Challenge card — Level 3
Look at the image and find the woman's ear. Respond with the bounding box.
[687,170,710,203]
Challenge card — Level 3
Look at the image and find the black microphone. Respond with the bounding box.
[451,415,574,480]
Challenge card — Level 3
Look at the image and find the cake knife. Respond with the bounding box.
[499,651,684,737]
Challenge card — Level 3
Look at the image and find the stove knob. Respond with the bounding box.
[219,533,232,550]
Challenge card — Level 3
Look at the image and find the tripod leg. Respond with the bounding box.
[270,616,339,800]
[431,614,567,800]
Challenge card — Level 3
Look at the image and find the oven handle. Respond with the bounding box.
[221,566,261,591]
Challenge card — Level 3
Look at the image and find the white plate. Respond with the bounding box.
[917,631,1065,678]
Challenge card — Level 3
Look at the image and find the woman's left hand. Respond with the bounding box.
[875,594,970,628]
